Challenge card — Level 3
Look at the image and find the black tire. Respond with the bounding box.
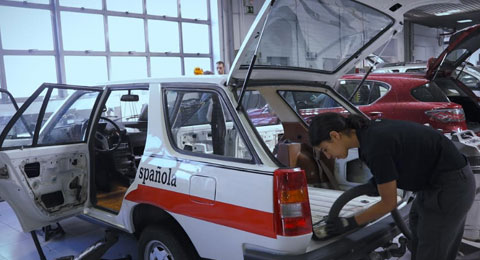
[138,225,197,260]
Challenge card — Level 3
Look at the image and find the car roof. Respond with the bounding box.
[90,75,227,88]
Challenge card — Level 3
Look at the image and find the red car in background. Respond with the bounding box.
[337,74,466,133]
[352,24,480,134]
[297,74,467,133]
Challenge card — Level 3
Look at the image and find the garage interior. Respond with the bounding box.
[1,0,480,259]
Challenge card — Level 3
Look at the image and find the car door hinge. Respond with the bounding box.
[0,165,9,179]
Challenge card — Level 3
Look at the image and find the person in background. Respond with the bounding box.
[216,61,225,75]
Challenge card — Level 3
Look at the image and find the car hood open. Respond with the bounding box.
[227,0,457,88]
[426,24,480,80]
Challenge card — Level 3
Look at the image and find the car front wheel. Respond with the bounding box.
[138,225,197,260]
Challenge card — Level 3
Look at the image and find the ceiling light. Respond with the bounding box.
[457,19,473,23]
[434,9,461,16]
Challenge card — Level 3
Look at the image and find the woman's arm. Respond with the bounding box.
[354,180,398,225]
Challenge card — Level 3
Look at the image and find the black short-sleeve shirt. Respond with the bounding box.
[356,119,466,191]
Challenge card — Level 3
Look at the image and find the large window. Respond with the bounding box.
[0,0,217,99]
[238,0,393,73]
[165,89,252,161]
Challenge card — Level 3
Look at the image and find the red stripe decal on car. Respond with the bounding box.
[125,184,276,238]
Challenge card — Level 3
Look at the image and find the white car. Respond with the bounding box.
[0,1,465,259]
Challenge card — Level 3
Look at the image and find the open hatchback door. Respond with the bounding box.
[227,0,457,88]
[0,84,103,232]
[426,24,480,80]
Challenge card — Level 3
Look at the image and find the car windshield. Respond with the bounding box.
[238,0,393,73]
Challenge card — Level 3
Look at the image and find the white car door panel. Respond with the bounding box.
[0,144,89,232]
[0,84,102,232]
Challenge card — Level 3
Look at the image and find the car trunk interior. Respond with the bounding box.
[276,122,383,226]
[240,86,391,228]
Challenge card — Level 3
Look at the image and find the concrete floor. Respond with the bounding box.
[0,200,477,260]
[0,201,137,260]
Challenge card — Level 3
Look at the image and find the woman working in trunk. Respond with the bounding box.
[309,112,475,260]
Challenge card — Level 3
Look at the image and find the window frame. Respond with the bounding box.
[276,89,352,126]
[0,83,104,150]
[0,0,216,98]
[337,79,391,106]
[162,83,259,164]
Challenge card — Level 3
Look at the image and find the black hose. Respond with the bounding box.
[327,183,378,219]
[391,207,412,240]
[327,183,412,240]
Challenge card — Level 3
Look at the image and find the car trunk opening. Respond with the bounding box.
[240,85,406,236]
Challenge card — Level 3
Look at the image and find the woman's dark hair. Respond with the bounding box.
[308,113,370,146]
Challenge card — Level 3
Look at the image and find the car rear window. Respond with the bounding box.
[411,83,449,102]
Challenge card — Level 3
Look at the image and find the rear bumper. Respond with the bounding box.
[244,203,411,260]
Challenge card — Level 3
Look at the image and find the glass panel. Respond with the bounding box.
[458,71,480,89]
[336,80,389,105]
[151,57,182,77]
[38,90,100,145]
[435,79,468,97]
[165,89,252,160]
[106,0,143,14]
[103,89,149,124]
[108,17,145,52]
[182,23,209,54]
[4,56,57,98]
[238,0,393,73]
[446,49,469,63]
[8,0,49,4]
[0,6,53,50]
[148,20,180,53]
[181,0,207,20]
[411,82,451,102]
[184,58,211,76]
[0,91,18,136]
[59,0,102,9]
[242,91,280,127]
[2,88,47,148]
[279,90,347,124]
[65,56,108,85]
[147,0,177,17]
[111,57,147,81]
[61,12,105,51]
[241,90,283,153]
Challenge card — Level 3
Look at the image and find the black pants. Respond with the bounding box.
[409,164,476,260]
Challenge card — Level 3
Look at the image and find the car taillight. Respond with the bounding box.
[425,108,465,122]
[273,168,312,236]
